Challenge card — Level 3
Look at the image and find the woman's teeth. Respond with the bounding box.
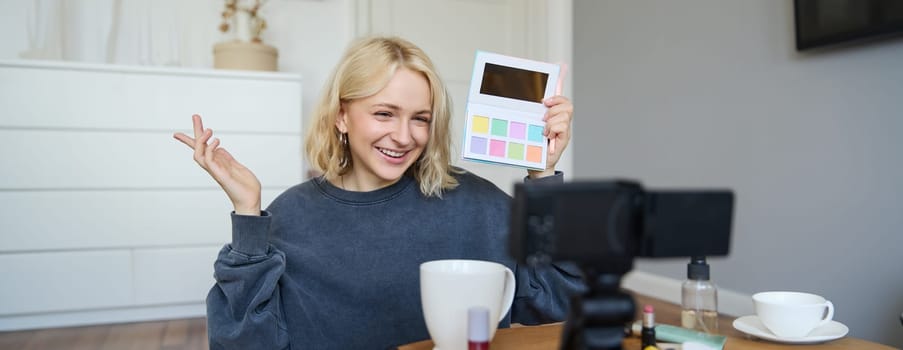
[378,148,405,158]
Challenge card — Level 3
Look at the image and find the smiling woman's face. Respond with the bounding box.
[335,67,432,191]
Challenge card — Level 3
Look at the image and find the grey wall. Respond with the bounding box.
[574,0,902,346]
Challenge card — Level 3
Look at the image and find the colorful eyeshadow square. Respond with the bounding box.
[528,125,545,143]
[509,122,526,140]
[471,115,489,134]
[527,145,543,163]
[470,136,487,154]
[491,119,508,137]
[489,139,506,157]
[508,142,524,160]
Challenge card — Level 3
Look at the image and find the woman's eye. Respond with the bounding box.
[414,116,432,124]
[375,111,392,118]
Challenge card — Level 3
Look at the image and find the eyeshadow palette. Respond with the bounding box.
[462,51,560,170]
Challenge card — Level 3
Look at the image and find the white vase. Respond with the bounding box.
[234,10,252,42]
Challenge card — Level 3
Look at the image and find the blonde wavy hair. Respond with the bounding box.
[305,36,459,197]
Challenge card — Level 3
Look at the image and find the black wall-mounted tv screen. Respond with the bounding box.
[795,0,903,50]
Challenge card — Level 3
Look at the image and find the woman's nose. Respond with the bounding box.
[390,120,412,145]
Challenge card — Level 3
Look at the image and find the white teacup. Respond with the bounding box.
[753,291,834,338]
[420,259,516,350]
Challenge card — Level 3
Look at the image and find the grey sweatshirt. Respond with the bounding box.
[206,170,585,349]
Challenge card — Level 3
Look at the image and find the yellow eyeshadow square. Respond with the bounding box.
[471,115,490,133]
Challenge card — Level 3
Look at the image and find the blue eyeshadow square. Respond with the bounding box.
[528,125,545,143]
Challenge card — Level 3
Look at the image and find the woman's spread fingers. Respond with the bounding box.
[198,128,213,144]
[173,133,196,149]
[192,114,204,139]
[193,129,212,165]
[205,137,220,170]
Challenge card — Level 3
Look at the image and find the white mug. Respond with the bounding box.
[753,291,834,338]
[420,259,516,350]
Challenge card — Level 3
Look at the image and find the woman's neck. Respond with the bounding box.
[332,171,401,192]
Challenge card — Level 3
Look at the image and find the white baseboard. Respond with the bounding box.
[0,303,206,331]
[623,270,754,317]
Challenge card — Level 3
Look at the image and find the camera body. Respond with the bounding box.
[510,180,734,271]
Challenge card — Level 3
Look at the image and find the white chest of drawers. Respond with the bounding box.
[0,60,303,330]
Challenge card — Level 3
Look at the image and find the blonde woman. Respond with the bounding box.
[174,36,581,349]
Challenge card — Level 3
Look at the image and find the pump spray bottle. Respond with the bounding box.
[681,256,718,333]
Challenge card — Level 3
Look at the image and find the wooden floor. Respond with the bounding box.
[0,318,208,350]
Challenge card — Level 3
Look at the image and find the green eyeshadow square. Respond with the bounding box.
[491,119,508,137]
[508,142,524,160]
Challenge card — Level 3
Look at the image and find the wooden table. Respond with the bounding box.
[398,295,896,350]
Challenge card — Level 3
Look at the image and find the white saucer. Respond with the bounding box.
[732,315,848,344]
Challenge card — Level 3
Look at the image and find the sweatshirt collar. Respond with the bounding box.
[315,174,415,205]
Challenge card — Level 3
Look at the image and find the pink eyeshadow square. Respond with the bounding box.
[489,140,506,157]
[509,122,527,140]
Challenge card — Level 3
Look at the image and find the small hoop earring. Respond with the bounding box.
[339,132,350,168]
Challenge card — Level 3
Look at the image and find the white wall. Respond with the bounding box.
[574,0,903,346]
[0,0,354,129]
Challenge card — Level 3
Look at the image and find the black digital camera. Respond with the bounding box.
[509,179,735,350]
[510,180,734,271]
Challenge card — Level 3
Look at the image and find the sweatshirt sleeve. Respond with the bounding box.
[512,170,587,324]
[206,211,290,350]
[511,261,585,325]
[523,170,565,185]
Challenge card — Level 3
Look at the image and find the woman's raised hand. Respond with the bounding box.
[173,114,262,215]
[527,95,574,179]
